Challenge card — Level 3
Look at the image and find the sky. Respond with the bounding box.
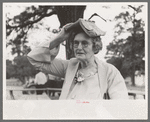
[4,3,147,61]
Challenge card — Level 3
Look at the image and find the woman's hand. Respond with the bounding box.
[57,23,74,41]
[49,23,73,50]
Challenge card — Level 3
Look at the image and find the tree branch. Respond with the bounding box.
[6,10,57,29]
[128,5,137,12]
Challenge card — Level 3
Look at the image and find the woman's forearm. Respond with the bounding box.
[49,26,71,50]
[49,35,64,50]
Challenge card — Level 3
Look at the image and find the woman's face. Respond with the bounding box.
[73,32,95,61]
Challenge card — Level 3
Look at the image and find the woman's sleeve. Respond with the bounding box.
[27,40,69,78]
[107,65,129,99]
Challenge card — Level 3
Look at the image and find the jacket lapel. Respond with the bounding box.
[59,57,108,100]
[94,57,107,98]
[59,59,79,99]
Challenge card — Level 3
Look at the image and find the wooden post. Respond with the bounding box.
[9,90,15,100]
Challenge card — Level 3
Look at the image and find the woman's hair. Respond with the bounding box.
[71,27,102,54]
[92,36,102,54]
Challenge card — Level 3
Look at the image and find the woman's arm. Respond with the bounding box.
[27,55,69,78]
[49,23,73,50]
[27,44,69,78]
[27,24,72,78]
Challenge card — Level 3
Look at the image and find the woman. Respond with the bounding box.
[27,19,129,100]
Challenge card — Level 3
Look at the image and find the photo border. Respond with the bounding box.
[1,0,149,121]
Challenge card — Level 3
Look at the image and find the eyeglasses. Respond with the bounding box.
[73,41,90,48]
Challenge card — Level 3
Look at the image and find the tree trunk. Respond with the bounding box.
[131,65,135,86]
[55,6,86,59]
[131,12,136,86]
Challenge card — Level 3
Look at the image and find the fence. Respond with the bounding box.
[6,87,61,100]
[6,87,145,100]
[128,90,145,99]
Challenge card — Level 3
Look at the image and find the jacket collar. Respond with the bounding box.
[59,58,79,99]
[59,57,107,99]
[94,56,107,97]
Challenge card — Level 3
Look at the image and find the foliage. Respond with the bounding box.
[6,56,37,83]
[6,60,16,79]
[105,5,145,85]
[6,5,86,59]
[6,5,87,85]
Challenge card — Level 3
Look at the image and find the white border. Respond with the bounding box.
[3,2,148,6]
[3,2,148,120]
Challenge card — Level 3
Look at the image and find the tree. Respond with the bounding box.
[6,60,16,79]
[105,5,145,86]
[6,56,37,84]
[12,56,37,83]
[6,5,86,59]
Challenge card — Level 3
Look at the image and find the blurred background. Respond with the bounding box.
[4,3,146,100]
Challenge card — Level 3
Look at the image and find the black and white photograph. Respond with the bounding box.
[3,2,148,119]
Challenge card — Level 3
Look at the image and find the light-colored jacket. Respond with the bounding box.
[27,44,129,100]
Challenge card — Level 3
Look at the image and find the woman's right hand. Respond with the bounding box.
[49,23,74,50]
[57,23,74,41]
